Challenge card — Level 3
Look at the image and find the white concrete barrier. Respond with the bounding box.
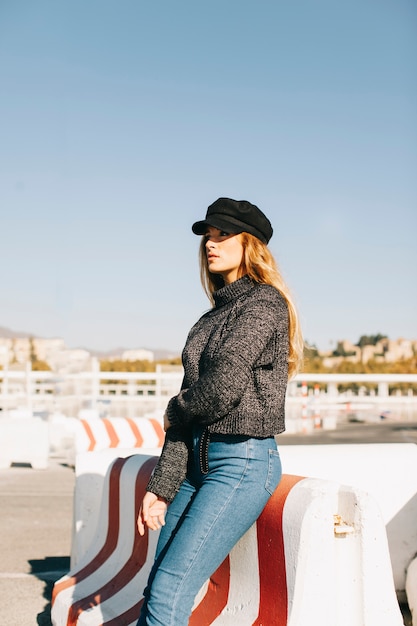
[52,454,403,626]
[406,556,417,626]
[283,477,402,626]
[279,442,417,599]
[0,416,49,469]
[48,414,80,464]
[71,442,417,596]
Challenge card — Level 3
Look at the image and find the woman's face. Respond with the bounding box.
[204,226,244,284]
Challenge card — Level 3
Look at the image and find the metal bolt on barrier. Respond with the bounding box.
[333,514,355,536]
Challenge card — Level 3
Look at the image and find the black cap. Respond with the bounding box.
[192,197,273,244]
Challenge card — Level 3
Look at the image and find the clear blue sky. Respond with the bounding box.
[1,0,416,354]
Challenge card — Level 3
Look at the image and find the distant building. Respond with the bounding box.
[47,348,92,374]
[0,336,65,365]
[121,348,154,362]
[381,338,414,363]
[320,337,416,365]
[0,333,159,371]
[336,340,361,360]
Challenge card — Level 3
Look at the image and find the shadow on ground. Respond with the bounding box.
[29,556,70,626]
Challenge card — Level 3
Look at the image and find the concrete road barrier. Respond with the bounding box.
[279,443,417,600]
[48,414,80,464]
[0,416,49,469]
[48,416,165,466]
[71,449,162,566]
[52,453,402,626]
[74,417,165,454]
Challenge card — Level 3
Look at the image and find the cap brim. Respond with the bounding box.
[192,217,244,236]
[191,220,208,235]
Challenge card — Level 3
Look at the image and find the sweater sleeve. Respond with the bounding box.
[145,425,192,502]
[167,290,288,428]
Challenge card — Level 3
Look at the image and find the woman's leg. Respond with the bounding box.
[139,435,282,626]
[137,477,197,625]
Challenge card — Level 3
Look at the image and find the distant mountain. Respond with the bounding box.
[0,325,180,360]
[87,347,129,358]
[153,348,181,361]
[0,325,34,339]
[89,347,180,360]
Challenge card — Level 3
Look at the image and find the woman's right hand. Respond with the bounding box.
[137,491,168,536]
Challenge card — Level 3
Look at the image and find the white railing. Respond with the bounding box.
[0,363,416,418]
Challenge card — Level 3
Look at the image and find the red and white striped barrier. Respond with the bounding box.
[52,454,402,626]
[47,416,165,467]
[71,449,163,567]
[74,418,165,455]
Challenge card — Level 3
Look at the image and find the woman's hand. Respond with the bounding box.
[137,491,168,536]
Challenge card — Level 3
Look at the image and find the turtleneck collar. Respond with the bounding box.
[213,275,255,308]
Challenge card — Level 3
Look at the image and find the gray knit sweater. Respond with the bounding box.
[146,275,289,501]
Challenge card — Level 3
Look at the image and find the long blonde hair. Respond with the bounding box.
[199,232,304,379]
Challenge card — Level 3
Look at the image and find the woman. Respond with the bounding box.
[137,197,303,626]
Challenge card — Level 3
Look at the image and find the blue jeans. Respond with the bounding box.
[137,427,282,626]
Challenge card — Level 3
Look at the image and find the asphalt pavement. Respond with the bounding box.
[0,457,74,626]
[277,418,417,446]
[0,419,414,625]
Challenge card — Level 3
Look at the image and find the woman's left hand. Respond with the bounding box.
[137,491,168,535]
[163,411,170,431]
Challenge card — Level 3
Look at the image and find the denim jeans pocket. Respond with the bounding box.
[264,448,282,495]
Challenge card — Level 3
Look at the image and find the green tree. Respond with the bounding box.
[31,360,51,371]
[100,359,156,373]
[29,337,37,364]
[28,337,51,370]
[356,333,387,347]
